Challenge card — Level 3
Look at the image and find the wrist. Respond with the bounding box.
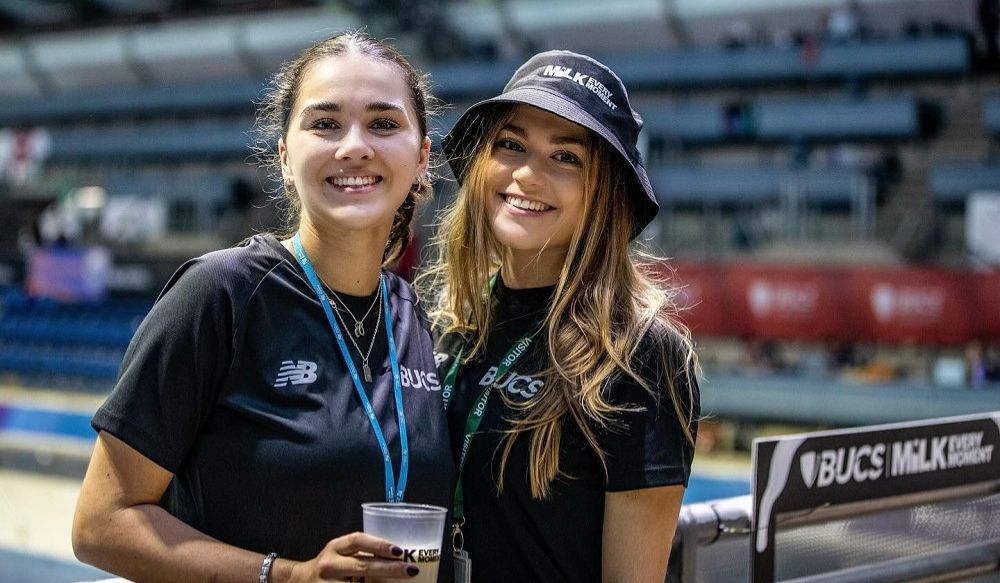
[258,552,278,583]
[269,557,303,583]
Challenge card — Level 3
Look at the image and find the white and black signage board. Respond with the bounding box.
[751,412,1000,581]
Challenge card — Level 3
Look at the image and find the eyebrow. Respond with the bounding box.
[300,101,407,117]
[502,123,587,147]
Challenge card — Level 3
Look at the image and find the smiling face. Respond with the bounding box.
[484,104,591,259]
[278,52,430,235]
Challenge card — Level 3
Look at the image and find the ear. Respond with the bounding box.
[416,135,431,179]
[278,138,291,183]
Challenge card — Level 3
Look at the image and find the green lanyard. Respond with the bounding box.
[442,332,534,522]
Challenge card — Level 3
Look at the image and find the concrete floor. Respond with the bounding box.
[0,469,112,582]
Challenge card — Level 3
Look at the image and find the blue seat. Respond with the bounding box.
[930,164,1000,203]
[649,165,864,207]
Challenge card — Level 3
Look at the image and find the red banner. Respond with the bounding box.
[726,263,849,341]
[667,262,999,346]
[971,271,1000,342]
[667,262,738,336]
[844,267,975,345]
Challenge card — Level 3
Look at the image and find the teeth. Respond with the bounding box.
[331,176,379,187]
[506,195,552,212]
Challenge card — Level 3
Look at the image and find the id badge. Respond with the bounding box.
[454,549,471,583]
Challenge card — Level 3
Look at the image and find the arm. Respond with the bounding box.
[601,485,685,583]
[73,431,416,583]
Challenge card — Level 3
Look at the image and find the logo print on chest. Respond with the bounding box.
[274,360,318,387]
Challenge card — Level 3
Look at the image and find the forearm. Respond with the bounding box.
[74,501,299,583]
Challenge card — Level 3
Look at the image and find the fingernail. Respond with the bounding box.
[391,545,403,557]
[407,566,420,577]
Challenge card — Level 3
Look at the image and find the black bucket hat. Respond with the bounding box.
[442,49,658,238]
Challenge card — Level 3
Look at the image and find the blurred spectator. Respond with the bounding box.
[979,0,1000,71]
[743,338,786,375]
[722,19,753,50]
[37,200,82,247]
[826,0,867,44]
[872,148,902,204]
[828,340,861,370]
[965,340,997,389]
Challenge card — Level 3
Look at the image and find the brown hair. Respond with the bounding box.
[254,31,435,263]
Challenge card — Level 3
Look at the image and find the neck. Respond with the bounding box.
[284,219,386,296]
[501,247,566,289]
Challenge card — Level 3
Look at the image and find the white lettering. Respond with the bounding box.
[399,366,441,392]
[931,436,948,471]
[479,366,498,386]
[870,443,885,480]
[817,450,838,488]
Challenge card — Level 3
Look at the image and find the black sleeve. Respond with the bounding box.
[602,326,700,492]
[91,255,240,473]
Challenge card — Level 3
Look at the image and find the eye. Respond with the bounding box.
[553,151,582,166]
[310,119,338,131]
[495,138,525,152]
[371,118,401,131]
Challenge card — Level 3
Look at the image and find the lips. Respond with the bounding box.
[502,193,554,212]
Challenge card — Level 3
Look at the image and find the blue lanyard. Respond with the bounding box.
[292,233,409,502]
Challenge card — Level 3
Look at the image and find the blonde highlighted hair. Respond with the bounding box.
[421,104,699,499]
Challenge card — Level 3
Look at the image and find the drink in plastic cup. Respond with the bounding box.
[362,502,447,583]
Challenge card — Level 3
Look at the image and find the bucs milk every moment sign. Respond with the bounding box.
[751,412,1000,581]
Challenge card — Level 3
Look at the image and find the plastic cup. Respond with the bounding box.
[362,502,447,583]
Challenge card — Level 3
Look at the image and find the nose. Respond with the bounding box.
[510,158,543,191]
[335,124,374,160]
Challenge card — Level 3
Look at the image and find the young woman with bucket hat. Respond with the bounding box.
[425,50,701,582]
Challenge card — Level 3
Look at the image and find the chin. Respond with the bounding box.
[324,208,396,231]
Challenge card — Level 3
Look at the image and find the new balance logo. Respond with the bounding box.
[274,360,318,388]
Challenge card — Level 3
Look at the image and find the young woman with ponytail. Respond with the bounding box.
[73,32,454,583]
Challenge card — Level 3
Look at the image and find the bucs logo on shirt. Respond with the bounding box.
[479,366,544,399]
[400,365,440,392]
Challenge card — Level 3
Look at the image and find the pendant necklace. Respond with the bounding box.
[325,277,382,338]
[328,275,384,382]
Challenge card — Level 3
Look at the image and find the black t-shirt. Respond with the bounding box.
[93,234,456,577]
[436,281,699,583]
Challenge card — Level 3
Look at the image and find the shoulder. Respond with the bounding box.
[632,320,695,380]
[158,234,287,311]
[601,319,699,415]
[383,270,430,324]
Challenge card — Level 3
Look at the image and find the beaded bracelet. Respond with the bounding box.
[259,552,278,583]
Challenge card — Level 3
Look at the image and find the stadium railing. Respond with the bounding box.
[669,492,1000,582]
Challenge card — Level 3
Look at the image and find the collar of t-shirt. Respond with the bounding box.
[491,276,556,331]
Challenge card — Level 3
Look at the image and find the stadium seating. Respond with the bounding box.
[649,165,866,206]
[0,290,147,389]
[983,96,1000,136]
[47,121,255,162]
[639,97,931,145]
[930,164,1000,204]
[433,36,971,98]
